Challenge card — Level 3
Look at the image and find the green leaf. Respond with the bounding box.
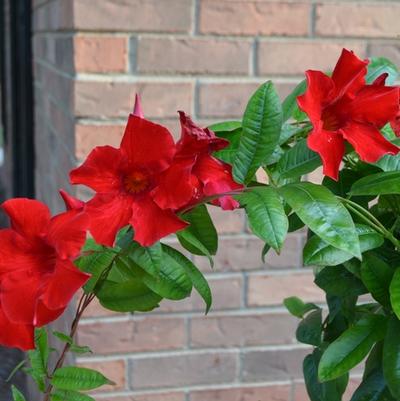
[376,152,400,172]
[51,366,114,391]
[350,171,400,196]
[282,80,306,122]
[366,57,398,85]
[350,369,395,401]
[315,266,366,297]
[53,332,92,355]
[97,279,162,312]
[277,139,321,179]
[383,316,400,398]
[162,244,212,313]
[280,182,361,259]
[177,205,218,264]
[296,309,322,346]
[51,390,95,401]
[233,81,282,183]
[303,225,384,267]
[236,186,288,251]
[27,328,50,392]
[361,253,394,306]
[389,268,400,320]
[11,386,26,401]
[318,314,388,381]
[213,128,242,164]
[208,121,241,132]
[284,296,319,318]
[125,241,162,277]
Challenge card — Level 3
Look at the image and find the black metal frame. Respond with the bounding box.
[1,0,35,198]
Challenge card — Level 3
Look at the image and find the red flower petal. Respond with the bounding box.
[133,94,144,118]
[1,198,50,239]
[341,121,400,163]
[34,300,65,327]
[307,124,345,181]
[120,115,175,173]
[391,111,400,137]
[151,157,197,210]
[38,259,90,314]
[348,85,399,128]
[297,70,335,124]
[177,111,228,157]
[130,197,188,246]
[47,211,88,259]
[0,307,34,350]
[372,73,388,86]
[70,146,124,193]
[59,189,85,211]
[193,155,242,210]
[331,49,368,100]
[86,194,133,247]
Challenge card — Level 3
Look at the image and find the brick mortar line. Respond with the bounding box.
[76,343,311,363]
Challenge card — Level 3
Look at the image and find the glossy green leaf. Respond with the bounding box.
[125,241,162,277]
[162,245,212,313]
[97,279,162,312]
[51,390,95,401]
[383,316,400,398]
[366,57,398,85]
[236,186,288,251]
[296,309,322,346]
[53,332,92,355]
[280,182,361,258]
[361,253,394,306]
[318,314,388,381]
[315,266,366,297]
[11,386,26,401]
[233,81,282,183]
[51,366,114,391]
[350,369,395,401]
[282,80,306,122]
[277,139,321,179]
[27,328,50,392]
[208,121,241,132]
[213,128,242,164]
[350,171,400,196]
[376,153,400,172]
[177,205,218,264]
[390,268,400,320]
[284,296,319,318]
[304,225,384,267]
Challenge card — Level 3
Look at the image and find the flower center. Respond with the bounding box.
[123,171,150,194]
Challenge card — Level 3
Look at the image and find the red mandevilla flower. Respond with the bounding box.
[298,48,400,180]
[70,97,242,247]
[0,199,90,350]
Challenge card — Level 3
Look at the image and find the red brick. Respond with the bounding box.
[247,271,325,307]
[258,41,366,75]
[32,0,73,31]
[77,317,186,354]
[159,276,243,313]
[198,83,260,118]
[137,38,251,75]
[74,81,192,118]
[208,206,245,234]
[73,0,192,32]
[190,313,297,348]
[130,352,238,389]
[190,385,291,401]
[316,3,400,38]
[104,394,185,401]
[77,359,126,392]
[199,1,310,36]
[74,36,128,73]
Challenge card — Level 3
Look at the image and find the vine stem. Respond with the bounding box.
[43,292,95,401]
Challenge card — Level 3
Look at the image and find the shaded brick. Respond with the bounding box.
[369,44,400,68]
[78,317,186,354]
[258,41,366,75]
[190,313,297,348]
[208,206,245,234]
[247,272,325,307]
[316,3,400,38]
[32,0,73,31]
[74,81,192,118]
[130,352,238,389]
[200,1,310,36]
[137,38,251,75]
[159,276,243,313]
[77,359,126,392]
[242,348,310,382]
[104,394,185,401]
[74,0,191,32]
[74,35,128,73]
[198,83,260,118]
[190,385,291,401]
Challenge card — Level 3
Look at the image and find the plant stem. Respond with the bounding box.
[42,292,94,401]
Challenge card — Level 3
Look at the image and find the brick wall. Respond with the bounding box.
[31,1,400,400]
